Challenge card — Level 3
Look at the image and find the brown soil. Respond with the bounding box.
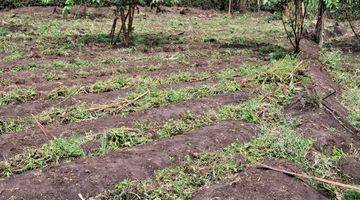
[339,156,360,184]
[0,120,258,199]
[0,6,358,199]
[0,92,250,160]
[192,159,329,200]
[0,54,261,120]
[286,40,360,154]
[288,104,360,154]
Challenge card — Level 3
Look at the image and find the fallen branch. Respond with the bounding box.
[322,89,336,101]
[83,126,140,140]
[321,100,359,136]
[32,114,53,139]
[78,193,86,200]
[116,90,149,112]
[347,18,360,40]
[85,90,149,112]
[259,164,360,191]
[85,99,129,112]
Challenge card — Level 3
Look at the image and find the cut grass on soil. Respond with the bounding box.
[0,56,305,134]
[0,87,37,106]
[0,97,264,177]
[319,49,360,128]
[92,120,352,200]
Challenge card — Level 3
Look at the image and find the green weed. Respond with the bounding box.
[47,86,80,100]
[0,136,86,176]
[0,87,36,106]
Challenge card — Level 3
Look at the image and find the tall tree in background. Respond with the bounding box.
[314,0,325,46]
[282,0,308,53]
[107,0,176,46]
[334,0,360,40]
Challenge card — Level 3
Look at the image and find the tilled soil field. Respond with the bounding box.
[0,6,359,200]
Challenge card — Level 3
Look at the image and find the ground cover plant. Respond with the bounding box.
[0,2,359,200]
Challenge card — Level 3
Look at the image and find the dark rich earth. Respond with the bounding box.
[0,5,359,200]
[193,159,329,200]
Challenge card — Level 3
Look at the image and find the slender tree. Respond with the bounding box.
[282,0,308,53]
[314,0,325,46]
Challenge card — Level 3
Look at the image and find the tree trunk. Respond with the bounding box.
[109,16,119,42]
[283,0,291,19]
[294,0,303,53]
[228,0,232,16]
[238,0,246,12]
[315,0,326,46]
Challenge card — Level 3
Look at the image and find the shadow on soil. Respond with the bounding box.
[219,38,292,60]
[325,37,360,53]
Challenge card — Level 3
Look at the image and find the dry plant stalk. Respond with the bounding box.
[32,114,53,139]
[259,164,360,191]
[86,90,150,112]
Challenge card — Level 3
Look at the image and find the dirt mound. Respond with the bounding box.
[0,92,249,160]
[339,156,360,184]
[286,40,360,153]
[0,120,258,199]
[193,159,329,200]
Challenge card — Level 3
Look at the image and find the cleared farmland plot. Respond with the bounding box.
[0,6,359,200]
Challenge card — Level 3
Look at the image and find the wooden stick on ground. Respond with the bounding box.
[84,126,140,139]
[32,114,53,139]
[116,90,150,111]
[85,99,128,112]
[78,193,86,200]
[259,164,360,191]
[86,90,149,112]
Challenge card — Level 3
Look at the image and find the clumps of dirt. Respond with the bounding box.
[339,156,360,184]
[287,39,360,154]
[174,7,218,18]
[327,37,360,53]
[193,159,329,200]
[4,6,57,15]
[304,23,354,44]
[80,140,101,155]
[0,24,27,33]
[70,6,114,19]
[292,107,360,154]
[0,120,258,199]
[0,92,250,160]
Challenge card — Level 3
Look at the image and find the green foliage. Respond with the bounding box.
[98,128,149,153]
[0,136,85,176]
[0,87,36,106]
[217,98,261,123]
[240,124,313,165]
[47,86,79,100]
[0,27,11,36]
[89,76,129,93]
[320,49,360,127]
[98,123,314,199]
[343,189,360,200]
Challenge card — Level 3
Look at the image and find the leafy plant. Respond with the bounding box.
[0,87,37,106]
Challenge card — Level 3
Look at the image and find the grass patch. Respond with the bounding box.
[0,87,36,106]
[93,120,349,200]
[319,49,360,127]
[0,96,265,177]
[0,136,86,177]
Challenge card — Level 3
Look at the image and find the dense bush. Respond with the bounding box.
[178,0,228,10]
[178,0,260,11]
[0,0,66,9]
